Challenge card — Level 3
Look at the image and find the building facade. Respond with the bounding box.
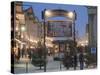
[11,2,26,57]
[87,6,97,48]
[11,1,43,57]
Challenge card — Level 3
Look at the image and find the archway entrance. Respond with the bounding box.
[42,9,77,71]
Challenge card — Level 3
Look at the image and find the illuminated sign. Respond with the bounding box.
[91,48,96,54]
[47,20,72,37]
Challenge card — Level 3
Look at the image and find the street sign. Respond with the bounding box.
[91,48,96,54]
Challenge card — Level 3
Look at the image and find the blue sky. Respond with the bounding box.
[23,2,88,38]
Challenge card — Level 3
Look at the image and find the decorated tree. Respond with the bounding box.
[31,41,45,69]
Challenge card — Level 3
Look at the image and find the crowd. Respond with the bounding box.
[60,51,85,70]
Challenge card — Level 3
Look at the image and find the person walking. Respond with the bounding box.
[63,52,71,70]
[21,47,24,58]
[73,54,77,70]
[17,47,20,60]
[15,48,20,63]
[28,48,32,59]
[79,53,84,70]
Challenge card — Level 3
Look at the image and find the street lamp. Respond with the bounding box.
[85,40,88,45]
[21,25,26,32]
[67,11,74,19]
[20,24,26,59]
[20,25,26,44]
[45,10,52,17]
[69,11,76,49]
[42,9,47,72]
[15,26,19,31]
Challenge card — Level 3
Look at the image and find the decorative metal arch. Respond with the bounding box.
[42,9,76,20]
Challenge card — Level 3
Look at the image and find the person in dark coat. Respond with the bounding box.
[18,48,20,60]
[73,54,77,70]
[15,48,20,62]
[79,53,84,70]
[21,47,24,58]
[63,52,71,70]
[28,48,32,59]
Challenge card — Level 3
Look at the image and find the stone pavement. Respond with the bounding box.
[14,56,95,74]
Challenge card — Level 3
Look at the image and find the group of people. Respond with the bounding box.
[14,47,44,61]
[13,46,85,70]
[62,52,84,70]
[14,47,33,62]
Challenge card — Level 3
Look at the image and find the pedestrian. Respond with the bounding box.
[24,48,28,58]
[17,47,20,60]
[79,53,84,70]
[15,48,20,63]
[63,52,71,70]
[21,47,24,58]
[59,51,64,60]
[73,54,77,70]
[28,48,32,59]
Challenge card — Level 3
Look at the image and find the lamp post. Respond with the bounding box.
[67,11,76,45]
[73,11,77,55]
[20,25,29,72]
[20,25,26,58]
[68,11,77,53]
[73,11,76,47]
[42,9,47,72]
